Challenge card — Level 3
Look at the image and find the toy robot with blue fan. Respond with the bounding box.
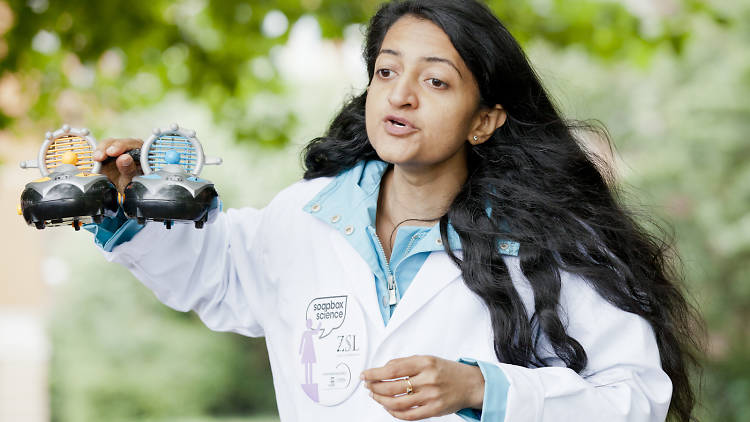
[122,123,223,229]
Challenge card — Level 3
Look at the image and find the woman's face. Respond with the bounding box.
[365,16,483,172]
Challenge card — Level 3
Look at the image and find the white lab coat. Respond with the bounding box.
[100,176,672,421]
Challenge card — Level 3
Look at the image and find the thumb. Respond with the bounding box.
[116,153,139,178]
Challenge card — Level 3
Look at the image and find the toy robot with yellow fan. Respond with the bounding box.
[18,124,119,230]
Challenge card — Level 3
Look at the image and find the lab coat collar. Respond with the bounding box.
[301,160,464,252]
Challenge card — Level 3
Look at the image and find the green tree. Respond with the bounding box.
[1,0,719,144]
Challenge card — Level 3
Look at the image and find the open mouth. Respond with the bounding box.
[383,115,417,135]
[385,115,413,128]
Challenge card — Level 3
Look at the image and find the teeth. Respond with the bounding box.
[391,120,405,127]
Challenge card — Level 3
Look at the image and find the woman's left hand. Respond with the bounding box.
[361,355,485,421]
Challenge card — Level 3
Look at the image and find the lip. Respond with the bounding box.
[384,115,419,136]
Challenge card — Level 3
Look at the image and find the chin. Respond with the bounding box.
[370,138,420,165]
[372,146,413,166]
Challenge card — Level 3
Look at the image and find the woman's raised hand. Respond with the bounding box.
[361,355,485,421]
[93,138,144,193]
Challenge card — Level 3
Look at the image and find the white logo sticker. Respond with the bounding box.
[298,294,368,406]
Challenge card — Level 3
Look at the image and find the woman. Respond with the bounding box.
[90,0,701,421]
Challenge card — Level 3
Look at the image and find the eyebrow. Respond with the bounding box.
[379,49,463,79]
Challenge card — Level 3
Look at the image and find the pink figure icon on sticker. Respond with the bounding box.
[300,318,322,402]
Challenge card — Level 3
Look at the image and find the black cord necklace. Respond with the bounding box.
[378,165,443,254]
[387,217,440,253]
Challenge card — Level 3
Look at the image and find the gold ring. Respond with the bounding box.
[404,377,414,395]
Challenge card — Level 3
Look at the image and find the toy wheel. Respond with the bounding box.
[165,220,173,229]
[137,217,146,225]
[92,214,103,224]
[194,219,204,229]
[72,220,81,231]
[34,221,45,230]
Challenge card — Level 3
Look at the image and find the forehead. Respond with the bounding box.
[379,16,466,69]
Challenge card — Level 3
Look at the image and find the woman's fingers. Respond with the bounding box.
[94,138,143,162]
[361,355,430,382]
[370,388,444,421]
[366,375,421,397]
[116,153,138,177]
[387,403,440,421]
[369,387,425,411]
[92,138,144,192]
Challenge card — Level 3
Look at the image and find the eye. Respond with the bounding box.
[376,68,394,79]
[427,78,448,89]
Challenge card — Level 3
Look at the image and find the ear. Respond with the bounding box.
[468,104,506,145]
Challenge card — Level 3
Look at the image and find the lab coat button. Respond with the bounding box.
[331,215,341,223]
[344,225,354,235]
[311,204,321,212]
[436,238,443,245]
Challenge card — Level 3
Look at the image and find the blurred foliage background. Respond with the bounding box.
[0,0,748,421]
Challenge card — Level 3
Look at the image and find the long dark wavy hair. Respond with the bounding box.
[302,0,702,420]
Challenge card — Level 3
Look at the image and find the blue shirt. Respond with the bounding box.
[87,159,516,421]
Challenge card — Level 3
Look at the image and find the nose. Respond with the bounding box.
[388,76,418,109]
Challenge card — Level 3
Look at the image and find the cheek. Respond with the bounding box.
[429,100,474,140]
[364,91,374,124]
[364,90,383,141]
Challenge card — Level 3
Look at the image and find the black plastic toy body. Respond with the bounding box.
[122,124,222,229]
[18,125,118,230]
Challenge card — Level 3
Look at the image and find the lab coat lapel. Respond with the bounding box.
[329,231,386,333]
[382,251,463,338]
